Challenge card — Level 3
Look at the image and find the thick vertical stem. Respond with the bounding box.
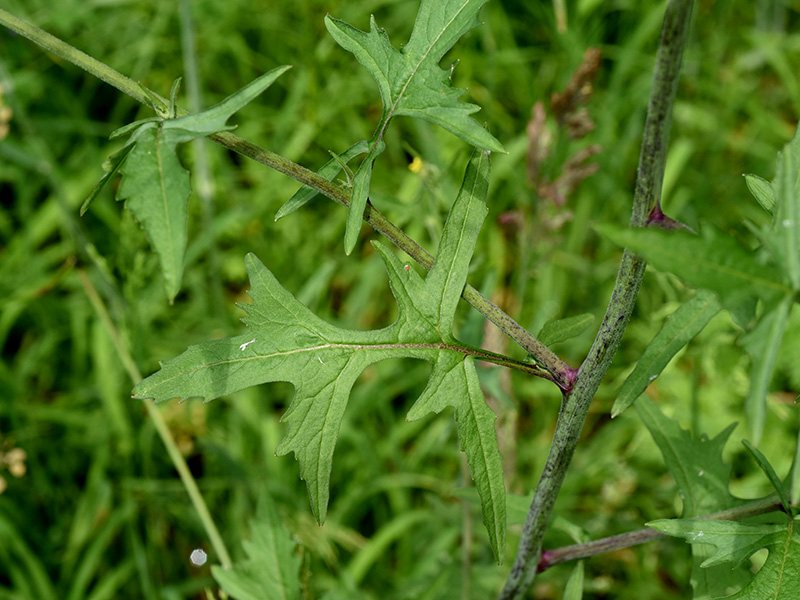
[499,2,695,598]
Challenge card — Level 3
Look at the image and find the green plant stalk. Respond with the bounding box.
[78,270,233,571]
[538,494,782,571]
[0,8,574,390]
[499,1,695,598]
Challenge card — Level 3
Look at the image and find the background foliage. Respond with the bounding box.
[1,0,799,598]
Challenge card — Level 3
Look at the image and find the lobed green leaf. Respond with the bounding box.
[325,0,503,254]
[648,517,800,600]
[134,150,506,558]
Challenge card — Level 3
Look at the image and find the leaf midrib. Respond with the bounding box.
[374,0,471,148]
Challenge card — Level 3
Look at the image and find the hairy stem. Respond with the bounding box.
[0,8,574,390]
[500,2,695,598]
[538,495,781,572]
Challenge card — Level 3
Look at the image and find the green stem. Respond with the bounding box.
[0,8,574,390]
[78,270,233,570]
[538,495,781,572]
[499,2,695,598]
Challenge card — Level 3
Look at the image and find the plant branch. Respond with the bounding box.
[499,1,695,598]
[538,495,781,572]
[78,270,233,570]
[0,8,574,390]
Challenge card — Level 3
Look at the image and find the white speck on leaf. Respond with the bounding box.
[783,219,793,228]
[190,549,207,566]
[698,470,704,477]
[317,356,324,364]
[239,338,256,351]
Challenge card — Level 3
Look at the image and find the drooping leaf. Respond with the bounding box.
[212,497,301,600]
[536,313,594,347]
[612,290,721,417]
[596,224,789,326]
[740,295,793,445]
[133,150,506,560]
[112,66,290,301]
[325,0,505,254]
[116,126,191,303]
[636,397,755,599]
[275,140,369,221]
[648,517,800,600]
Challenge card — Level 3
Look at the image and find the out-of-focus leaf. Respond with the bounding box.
[740,295,792,445]
[563,561,584,600]
[537,313,594,347]
[612,290,720,417]
[636,397,758,598]
[771,125,800,290]
[743,440,791,513]
[744,173,775,215]
[212,497,301,600]
[597,224,789,326]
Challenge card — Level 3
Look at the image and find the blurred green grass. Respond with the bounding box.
[0,0,798,598]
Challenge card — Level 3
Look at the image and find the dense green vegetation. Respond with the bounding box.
[1,1,799,598]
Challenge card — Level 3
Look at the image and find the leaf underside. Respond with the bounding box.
[133,149,507,560]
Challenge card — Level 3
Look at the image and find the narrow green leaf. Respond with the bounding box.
[597,224,789,323]
[117,127,190,302]
[743,440,791,514]
[275,140,369,220]
[425,148,490,332]
[324,5,503,153]
[406,352,505,561]
[537,313,594,347]
[212,497,301,600]
[168,77,181,119]
[648,517,800,600]
[772,125,800,290]
[563,561,584,600]
[612,290,721,417]
[162,65,291,144]
[134,153,506,555]
[793,426,800,508]
[80,144,134,216]
[745,173,775,215]
[741,295,792,445]
[344,142,384,255]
